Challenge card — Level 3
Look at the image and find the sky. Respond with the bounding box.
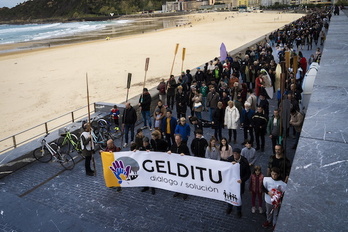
[0,0,27,8]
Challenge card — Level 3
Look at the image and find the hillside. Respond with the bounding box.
[0,0,166,23]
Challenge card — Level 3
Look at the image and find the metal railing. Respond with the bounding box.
[0,103,96,154]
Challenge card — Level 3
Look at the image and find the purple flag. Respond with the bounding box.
[220,43,227,61]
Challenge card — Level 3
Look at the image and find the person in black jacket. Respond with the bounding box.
[252,106,268,152]
[122,102,137,148]
[212,101,225,142]
[138,88,152,130]
[150,130,168,152]
[176,86,187,119]
[167,75,178,109]
[168,134,190,200]
[226,148,251,218]
[190,129,208,158]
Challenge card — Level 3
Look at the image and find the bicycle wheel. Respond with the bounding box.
[58,153,75,170]
[70,134,82,153]
[98,119,108,129]
[33,147,52,163]
[56,136,70,154]
[95,132,107,150]
[56,136,65,146]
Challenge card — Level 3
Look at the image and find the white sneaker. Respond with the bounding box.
[259,207,263,214]
[251,207,256,213]
[123,143,128,148]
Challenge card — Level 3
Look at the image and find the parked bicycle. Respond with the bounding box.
[33,134,75,170]
[92,117,122,140]
[56,127,82,156]
[83,117,122,150]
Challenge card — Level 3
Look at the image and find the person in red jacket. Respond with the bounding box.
[249,165,264,214]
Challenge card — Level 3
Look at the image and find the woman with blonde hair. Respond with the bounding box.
[224,100,240,144]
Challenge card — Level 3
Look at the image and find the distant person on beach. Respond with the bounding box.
[138,88,152,130]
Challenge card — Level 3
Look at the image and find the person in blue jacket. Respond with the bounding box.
[174,117,191,144]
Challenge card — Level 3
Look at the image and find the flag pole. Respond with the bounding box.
[170,43,179,77]
[181,47,186,73]
[143,57,150,90]
[121,73,132,149]
[86,73,96,176]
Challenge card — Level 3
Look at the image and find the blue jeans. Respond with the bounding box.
[141,111,152,128]
[195,111,202,120]
[202,97,207,110]
[124,124,134,144]
[209,107,216,121]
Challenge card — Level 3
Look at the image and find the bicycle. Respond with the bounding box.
[33,134,75,170]
[56,127,82,155]
[84,117,122,150]
[93,117,122,140]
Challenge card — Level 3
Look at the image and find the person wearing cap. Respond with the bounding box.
[138,87,152,130]
[226,148,251,218]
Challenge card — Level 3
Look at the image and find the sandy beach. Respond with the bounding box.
[0,11,304,142]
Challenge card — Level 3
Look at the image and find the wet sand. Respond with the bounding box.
[0,11,304,143]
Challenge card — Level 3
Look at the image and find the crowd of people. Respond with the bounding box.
[81,8,332,230]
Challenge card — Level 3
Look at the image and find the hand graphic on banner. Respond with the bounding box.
[109,160,131,184]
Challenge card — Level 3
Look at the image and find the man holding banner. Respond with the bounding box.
[226,148,251,218]
[168,134,190,200]
[101,148,243,207]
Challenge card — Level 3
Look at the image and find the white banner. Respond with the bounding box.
[101,151,241,206]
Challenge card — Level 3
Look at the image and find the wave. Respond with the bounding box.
[0,19,134,45]
[0,23,62,35]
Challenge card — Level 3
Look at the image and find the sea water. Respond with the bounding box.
[0,17,187,52]
[0,20,133,44]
